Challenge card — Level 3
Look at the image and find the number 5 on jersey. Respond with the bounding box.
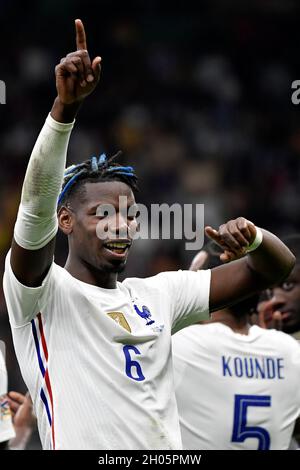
[231,394,271,450]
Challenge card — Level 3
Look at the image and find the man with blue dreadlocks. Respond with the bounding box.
[3,20,295,450]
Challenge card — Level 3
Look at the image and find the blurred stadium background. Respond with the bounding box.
[0,0,300,447]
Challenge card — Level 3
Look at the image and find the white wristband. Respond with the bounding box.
[246,227,263,253]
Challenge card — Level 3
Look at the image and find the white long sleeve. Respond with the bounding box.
[14,114,74,250]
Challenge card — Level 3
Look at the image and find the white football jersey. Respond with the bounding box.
[0,347,15,443]
[3,251,210,450]
[173,323,300,450]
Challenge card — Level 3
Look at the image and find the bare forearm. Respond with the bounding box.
[247,229,295,286]
[51,96,82,123]
[208,218,296,312]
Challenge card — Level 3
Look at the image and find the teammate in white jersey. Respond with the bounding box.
[3,20,295,449]
[251,234,300,446]
[255,235,300,340]
[173,243,300,450]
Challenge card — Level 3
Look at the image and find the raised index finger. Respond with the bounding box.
[205,226,223,245]
[75,19,87,50]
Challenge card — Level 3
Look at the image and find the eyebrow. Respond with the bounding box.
[88,202,137,211]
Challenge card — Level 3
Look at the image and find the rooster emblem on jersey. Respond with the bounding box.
[133,304,155,326]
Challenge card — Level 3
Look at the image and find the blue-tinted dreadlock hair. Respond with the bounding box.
[57,151,138,208]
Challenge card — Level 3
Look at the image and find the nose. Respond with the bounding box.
[109,211,129,238]
[268,287,287,311]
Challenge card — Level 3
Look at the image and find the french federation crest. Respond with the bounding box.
[133,304,155,326]
[107,312,131,332]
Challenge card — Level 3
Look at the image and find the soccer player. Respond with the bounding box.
[250,235,300,446]
[255,235,300,340]
[3,20,295,449]
[173,243,300,450]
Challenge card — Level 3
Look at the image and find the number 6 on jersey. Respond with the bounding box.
[123,345,145,381]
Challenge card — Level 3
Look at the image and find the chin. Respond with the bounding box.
[109,263,126,273]
[282,321,300,334]
[99,260,127,274]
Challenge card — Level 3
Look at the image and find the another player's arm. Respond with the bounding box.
[205,218,295,312]
[7,391,36,450]
[10,20,101,287]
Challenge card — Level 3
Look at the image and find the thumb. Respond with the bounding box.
[92,56,102,80]
[220,250,235,263]
[246,220,257,244]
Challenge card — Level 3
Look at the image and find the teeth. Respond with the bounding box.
[105,242,128,249]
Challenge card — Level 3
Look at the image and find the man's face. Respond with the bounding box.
[65,181,138,274]
[268,264,300,334]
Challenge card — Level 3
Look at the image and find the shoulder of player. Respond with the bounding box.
[52,262,75,284]
[173,322,219,342]
[123,269,208,289]
[256,326,300,350]
[122,271,171,290]
[122,270,201,301]
[172,323,222,359]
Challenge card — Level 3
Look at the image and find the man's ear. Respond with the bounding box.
[58,206,75,235]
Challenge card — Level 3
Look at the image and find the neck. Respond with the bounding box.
[211,309,250,335]
[64,255,118,289]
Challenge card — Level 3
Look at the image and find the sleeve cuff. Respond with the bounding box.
[46,113,75,132]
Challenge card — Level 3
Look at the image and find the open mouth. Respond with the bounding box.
[103,240,131,255]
